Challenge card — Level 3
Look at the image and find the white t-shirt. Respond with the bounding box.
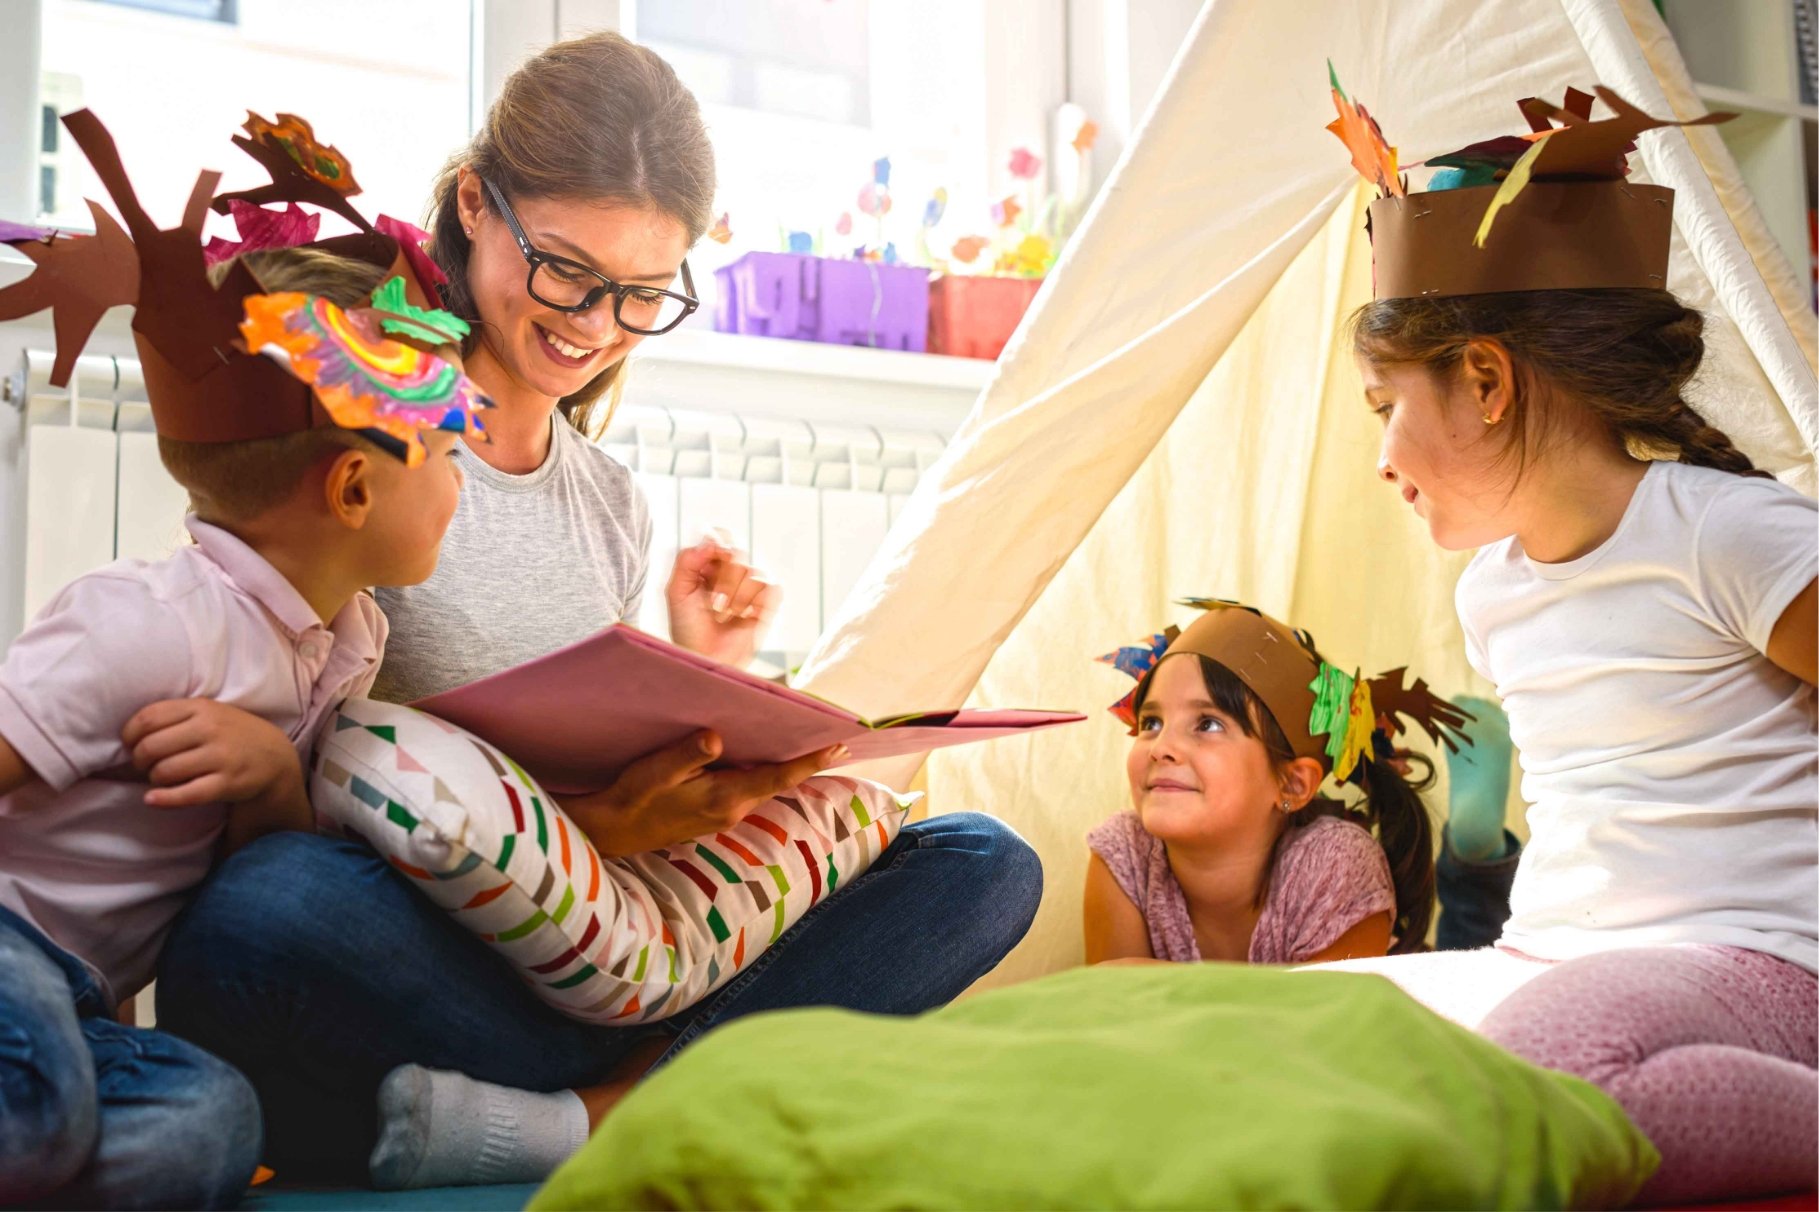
[1457,460,1817,973]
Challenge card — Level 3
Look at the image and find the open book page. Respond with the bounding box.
[411,625,1083,795]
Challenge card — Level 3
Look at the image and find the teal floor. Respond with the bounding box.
[242,1182,540,1210]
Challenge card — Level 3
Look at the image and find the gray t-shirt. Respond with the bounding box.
[371,413,653,703]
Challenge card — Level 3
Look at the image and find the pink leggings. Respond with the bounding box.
[1312,945,1818,1204]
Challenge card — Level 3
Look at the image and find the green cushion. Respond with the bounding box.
[532,965,1657,1211]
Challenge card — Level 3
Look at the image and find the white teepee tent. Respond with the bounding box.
[795,0,1819,984]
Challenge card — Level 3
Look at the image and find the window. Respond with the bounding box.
[94,0,236,22]
[628,0,1065,321]
[34,0,474,233]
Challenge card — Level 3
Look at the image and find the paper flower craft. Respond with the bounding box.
[707,212,733,244]
[1071,120,1099,154]
[949,235,989,264]
[1007,147,1043,180]
[993,233,1053,277]
[240,292,490,467]
[991,195,1023,227]
[858,182,892,217]
[923,188,948,228]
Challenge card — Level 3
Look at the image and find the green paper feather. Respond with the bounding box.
[370,276,470,345]
[1307,662,1355,763]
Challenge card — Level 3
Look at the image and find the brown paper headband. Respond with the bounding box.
[1099,600,1475,785]
[1327,76,1734,300]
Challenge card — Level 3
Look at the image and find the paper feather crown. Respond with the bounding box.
[1325,65,1735,300]
[1096,599,1474,787]
[0,110,488,466]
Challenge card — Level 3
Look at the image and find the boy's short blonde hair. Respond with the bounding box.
[159,249,391,523]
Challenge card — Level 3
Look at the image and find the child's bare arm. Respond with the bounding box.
[1083,853,1155,964]
[1765,579,1816,686]
[0,735,41,799]
[122,700,311,855]
[1300,911,1394,964]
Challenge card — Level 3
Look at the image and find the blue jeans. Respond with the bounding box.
[1435,825,1522,952]
[0,906,259,1210]
[156,813,1042,1182]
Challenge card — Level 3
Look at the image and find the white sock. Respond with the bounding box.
[369,1064,590,1190]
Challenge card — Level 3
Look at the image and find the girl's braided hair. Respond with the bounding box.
[1351,288,1768,482]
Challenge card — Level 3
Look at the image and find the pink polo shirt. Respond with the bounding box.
[0,518,386,1004]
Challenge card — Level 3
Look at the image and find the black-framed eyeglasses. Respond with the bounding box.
[481,177,699,336]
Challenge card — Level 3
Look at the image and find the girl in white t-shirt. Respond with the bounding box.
[1327,284,1818,1203]
[1307,75,1817,1202]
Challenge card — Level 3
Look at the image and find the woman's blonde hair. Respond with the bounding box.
[426,31,717,440]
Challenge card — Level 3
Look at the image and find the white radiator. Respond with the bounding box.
[4,350,951,666]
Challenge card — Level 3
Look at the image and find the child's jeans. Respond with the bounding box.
[1435,825,1522,952]
[0,904,260,1209]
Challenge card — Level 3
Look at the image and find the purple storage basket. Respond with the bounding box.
[714,252,930,352]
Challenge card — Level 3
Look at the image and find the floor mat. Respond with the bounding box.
[241,1182,540,1210]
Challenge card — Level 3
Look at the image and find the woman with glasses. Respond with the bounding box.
[156,31,1042,1191]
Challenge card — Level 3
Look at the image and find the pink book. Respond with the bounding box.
[411,624,1086,795]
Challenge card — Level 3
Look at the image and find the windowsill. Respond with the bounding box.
[633,327,996,390]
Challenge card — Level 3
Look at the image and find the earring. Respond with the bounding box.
[1482,411,1501,425]
[1279,799,1292,813]
[464,227,473,236]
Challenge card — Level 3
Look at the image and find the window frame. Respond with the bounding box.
[2,0,1069,236]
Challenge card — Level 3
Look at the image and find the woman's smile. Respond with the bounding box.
[532,321,604,369]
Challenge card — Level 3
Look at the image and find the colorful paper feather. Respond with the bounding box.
[1333,676,1376,782]
[1097,632,1174,681]
[1472,135,1550,248]
[0,219,58,245]
[1307,661,1356,763]
[239,292,490,467]
[0,201,139,387]
[1325,61,1405,199]
[1366,667,1476,755]
[374,214,448,292]
[369,275,470,346]
[203,200,321,266]
[1095,628,1179,729]
[243,112,361,195]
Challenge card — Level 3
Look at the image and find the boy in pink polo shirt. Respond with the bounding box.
[0,112,488,1208]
